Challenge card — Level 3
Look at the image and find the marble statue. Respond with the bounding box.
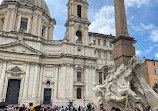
[94,55,158,110]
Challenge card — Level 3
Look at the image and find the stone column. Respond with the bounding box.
[22,62,30,98]
[37,16,42,37]
[69,67,74,99]
[38,65,44,99]
[31,10,42,36]
[8,9,17,31]
[58,66,66,99]
[32,64,39,98]
[83,26,89,46]
[48,21,55,40]
[74,4,77,17]
[3,4,17,32]
[54,65,59,98]
[69,24,75,44]
[3,11,10,31]
[27,18,32,34]
[72,3,74,16]
[92,68,96,97]
[85,68,89,99]
[0,60,7,98]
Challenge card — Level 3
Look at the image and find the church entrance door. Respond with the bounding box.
[43,89,51,104]
[5,79,21,104]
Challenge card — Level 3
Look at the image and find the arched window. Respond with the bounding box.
[104,68,109,80]
[75,30,82,42]
[77,88,81,99]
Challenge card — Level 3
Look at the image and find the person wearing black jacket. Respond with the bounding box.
[0,102,7,111]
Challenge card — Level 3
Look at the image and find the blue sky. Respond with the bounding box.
[1,0,157,60]
[44,0,158,60]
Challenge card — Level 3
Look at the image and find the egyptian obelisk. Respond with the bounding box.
[112,0,136,67]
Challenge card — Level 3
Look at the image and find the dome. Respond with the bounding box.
[1,0,50,16]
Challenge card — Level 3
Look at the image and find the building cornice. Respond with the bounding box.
[88,32,115,39]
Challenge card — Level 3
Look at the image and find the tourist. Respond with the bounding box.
[19,104,26,111]
[145,105,152,111]
[29,103,35,111]
[78,106,81,111]
[115,108,120,111]
[59,106,64,111]
[40,106,44,111]
[15,106,20,111]
[29,103,39,111]
[0,102,7,111]
[100,106,104,111]
[147,105,152,111]
[111,107,116,111]
[133,107,140,111]
[44,106,47,111]
[86,103,95,111]
[72,107,77,111]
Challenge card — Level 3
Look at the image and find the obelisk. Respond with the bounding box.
[112,0,136,67]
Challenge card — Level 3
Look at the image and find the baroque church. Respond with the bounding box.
[0,0,115,106]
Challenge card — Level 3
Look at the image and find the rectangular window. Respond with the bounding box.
[104,51,107,55]
[110,42,113,48]
[98,49,101,53]
[93,40,96,45]
[0,18,4,31]
[154,69,157,74]
[20,18,28,32]
[98,39,101,45]
[153,61,156,66]
[77,88,81,99]
[110,51,112,55]
[77,5,81,17]
[77,71,82,81]
[42,25,46,37]
[94,50,96,54]
[99,72,102,84]
[103,40,106,46]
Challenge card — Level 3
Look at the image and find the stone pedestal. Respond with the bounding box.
[112,36,136,67]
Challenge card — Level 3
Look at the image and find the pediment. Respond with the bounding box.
[0,42,43,55]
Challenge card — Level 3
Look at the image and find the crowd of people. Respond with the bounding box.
[0,101,153,111]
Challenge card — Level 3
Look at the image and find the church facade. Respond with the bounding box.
[0,0,114,106]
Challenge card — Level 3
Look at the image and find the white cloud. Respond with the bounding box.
[136,44,158,57]
[125,0,149,8]
[89,0,150,36]
[136,50,142,56]
[150,30,158,42]
[155,52,158,58]
[131,23,158,42]
[89,5,115,35]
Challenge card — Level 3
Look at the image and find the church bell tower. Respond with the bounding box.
[65,0,90,45]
